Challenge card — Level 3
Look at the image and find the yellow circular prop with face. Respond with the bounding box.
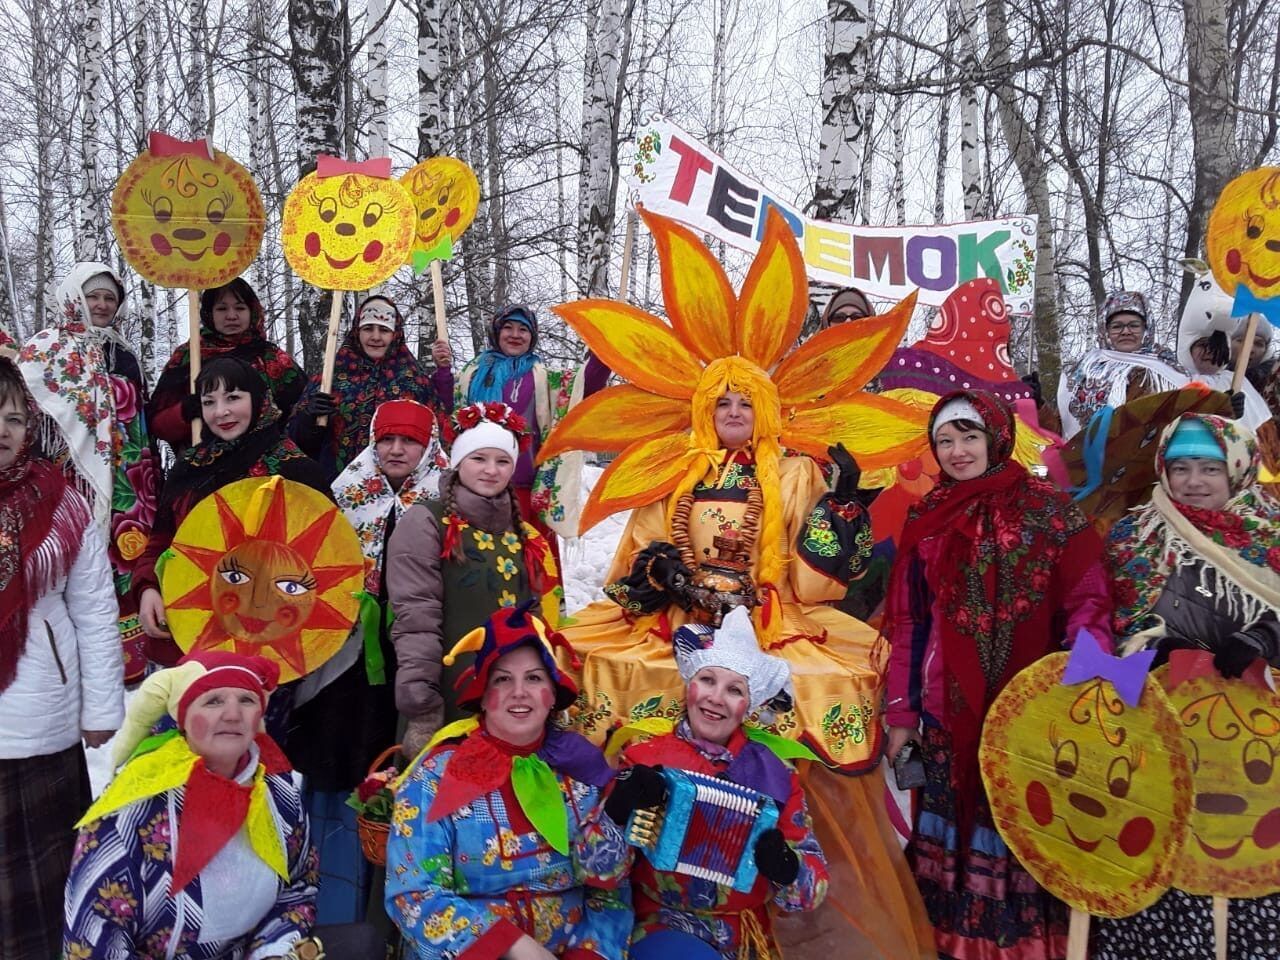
[161,476,364,682]
[1157,654,1280,897]
[281,168,415,290]
[400,156,480,255]
[112,135,265,289]
[1206,167,1280,299]
[980,652,1193,917]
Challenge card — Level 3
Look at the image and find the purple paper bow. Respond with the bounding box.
[1059,629,1155,707]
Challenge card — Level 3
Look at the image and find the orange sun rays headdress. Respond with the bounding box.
[161,476,364,681]
[540,207,930,534]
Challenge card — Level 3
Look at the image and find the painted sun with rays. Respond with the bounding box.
[161,476,364,681]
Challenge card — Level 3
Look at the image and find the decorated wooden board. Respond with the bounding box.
[112,132,265,289]
[979,634,1193,917]
[160,476,363,682]
[281,156,415,291]
[400,155,480,271]
[1158,651,1280,898]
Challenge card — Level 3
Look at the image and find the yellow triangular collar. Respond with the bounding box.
[77,736,288,882]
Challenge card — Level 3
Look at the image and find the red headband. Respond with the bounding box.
[176,652,279,729]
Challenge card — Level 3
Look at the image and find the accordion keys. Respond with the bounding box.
[624,767,779,893]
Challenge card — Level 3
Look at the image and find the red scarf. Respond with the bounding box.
[0,401,87,692]
[888,391,1102,841]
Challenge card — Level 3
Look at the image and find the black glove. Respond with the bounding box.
[828,443,861,500]
[604,542,693,614]
[1214,633,1265,678]
[604,764,668,825]
[1229,391,1246,420]
[180,394,203,423]
[752,827,800,885]
[301,391,337,420]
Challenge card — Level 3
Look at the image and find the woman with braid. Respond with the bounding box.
[386,402,560,759]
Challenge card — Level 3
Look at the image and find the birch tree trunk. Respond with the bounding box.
[0,185,20,342]
[187,0,208,136]
[577,0,633,298]
[985,0,1059,382]
[76,0,104,262]
[417,0,444,159]
[131,0,156,371]
[366,0,389,158]
[956,0,984,219]
[31,1,56,327]
[289,0,345,368]
[1181,0,1237,312]
[815,0,871,222]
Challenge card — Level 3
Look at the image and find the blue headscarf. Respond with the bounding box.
[467,305,541,403]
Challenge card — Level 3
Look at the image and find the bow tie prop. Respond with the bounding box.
[1060,629,1155,706]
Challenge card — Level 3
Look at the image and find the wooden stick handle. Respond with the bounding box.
[1066,908,1090,960]
[618,210,637,301]
[430,258,447,343]
[1230,313,1259,395]
[1213,895,1228,960]
[187,290,202,445]
[317,291,343,427]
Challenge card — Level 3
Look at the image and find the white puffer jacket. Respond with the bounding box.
[0,502,125,759]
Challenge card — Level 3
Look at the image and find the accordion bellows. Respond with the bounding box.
[626,767,779,893]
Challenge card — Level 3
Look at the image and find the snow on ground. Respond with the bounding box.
[87,464,628,796]
[558,463,629,613]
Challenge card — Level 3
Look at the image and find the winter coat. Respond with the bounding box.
[62,760,317,959]
[0,507,123,760]
[386,478,556,728]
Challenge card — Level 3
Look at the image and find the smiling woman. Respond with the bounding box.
[1095,413,1280,960]
[148,277,306,454]
[132,358,331,677]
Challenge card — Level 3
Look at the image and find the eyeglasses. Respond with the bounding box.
[1107,322,1145,334]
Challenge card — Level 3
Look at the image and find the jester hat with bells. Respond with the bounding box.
[539,207,930,642]
[79,652,291,894]
[444,597,580,713]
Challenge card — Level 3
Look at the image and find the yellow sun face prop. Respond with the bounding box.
[980,650,1193,916]
[112,133,265,288]
[400,156,480,257]
[1158,652,1280,897]
[1206,167,1280,300]
[161,476,363,681]
[540,207,930,533]
[281,163,415,291]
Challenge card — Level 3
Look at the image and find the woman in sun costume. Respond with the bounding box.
[542,208,938,958]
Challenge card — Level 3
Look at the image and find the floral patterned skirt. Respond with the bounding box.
[908,724,1068,960]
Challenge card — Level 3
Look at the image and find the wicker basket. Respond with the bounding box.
[355,744,401,866]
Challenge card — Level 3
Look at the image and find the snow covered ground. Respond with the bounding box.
[86,464,629,796]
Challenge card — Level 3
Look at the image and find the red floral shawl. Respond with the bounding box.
[888,390,1102,837]
[0,378,90,691]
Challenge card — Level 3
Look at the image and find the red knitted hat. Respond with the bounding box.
[373,399,435,447]
[175,651,280,729]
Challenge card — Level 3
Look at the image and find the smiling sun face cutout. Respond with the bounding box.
[161,476,363,681]
[281,170,415,290]
[1157,653,1280,897]
[1206,167,1280,299]
[112,135,265,288]
[980,652,1193,917]
[400,156,480,256]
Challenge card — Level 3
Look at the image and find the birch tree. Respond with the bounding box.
[417,0,445,159]
[577,0,634,298]
[815,0,871,222]
[77,0,105,261]
[955,0,984,219]
[366,0,389,158]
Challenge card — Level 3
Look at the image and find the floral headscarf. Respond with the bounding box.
[888,389,1102,844]
[17,262,130,525]
[1057,290,1186,437]
[1109,414,1280,637]
[331,412,446,593]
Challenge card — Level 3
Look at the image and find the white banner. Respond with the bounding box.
[631,118,1037,314]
